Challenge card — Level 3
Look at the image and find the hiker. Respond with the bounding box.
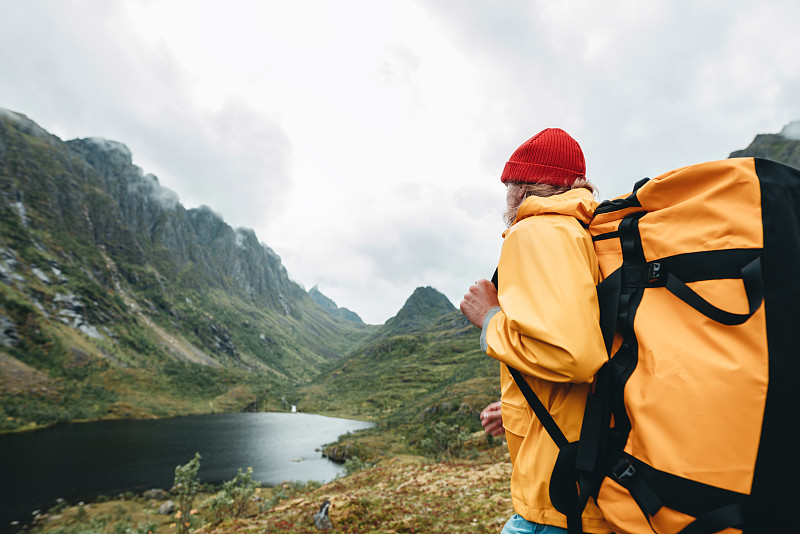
[460,128,611,534]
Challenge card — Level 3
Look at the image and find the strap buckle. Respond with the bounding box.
[612,458,637,483]
[647,262,662,283]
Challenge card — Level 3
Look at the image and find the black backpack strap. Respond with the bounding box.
[609,453,748,534]
[595,269,621,354]
[508,366,584,534]
[677,503,744,534]
[663,255,763,325]
[508,366,567,448]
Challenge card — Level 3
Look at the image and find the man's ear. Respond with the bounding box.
[510,183,526,202]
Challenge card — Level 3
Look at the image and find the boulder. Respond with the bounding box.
[158,500,175,515]
[313,499,333,530]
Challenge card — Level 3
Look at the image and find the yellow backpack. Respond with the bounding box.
[510,157,800,533]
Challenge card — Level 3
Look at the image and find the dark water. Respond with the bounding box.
[0,412,373,529]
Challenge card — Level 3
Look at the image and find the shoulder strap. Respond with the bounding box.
[507,365,568,448]
[508,365,585,534]
[494,270,584,533]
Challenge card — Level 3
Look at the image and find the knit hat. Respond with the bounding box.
[500,128,585,186]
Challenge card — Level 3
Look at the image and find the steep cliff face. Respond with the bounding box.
[0,109,373,430]
[65,136,306,313]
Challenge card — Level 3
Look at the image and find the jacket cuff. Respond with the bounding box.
[480,306,502,353]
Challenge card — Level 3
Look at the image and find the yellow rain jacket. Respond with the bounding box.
[483,188,611,533]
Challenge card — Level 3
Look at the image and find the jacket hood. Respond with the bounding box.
[505,188,598,236]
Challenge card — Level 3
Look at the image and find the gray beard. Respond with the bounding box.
[503,198,522,228]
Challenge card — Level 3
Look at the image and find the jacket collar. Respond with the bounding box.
[503,188,598,237]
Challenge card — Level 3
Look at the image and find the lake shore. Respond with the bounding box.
[25,446,513,534]
[1,412,375,531]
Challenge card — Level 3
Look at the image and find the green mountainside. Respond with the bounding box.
[298,289,498,460]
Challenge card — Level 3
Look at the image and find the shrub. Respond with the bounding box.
[343,456,373,476]
[419,422,471,460]
[202,467,259,523]
[173,453,201,533]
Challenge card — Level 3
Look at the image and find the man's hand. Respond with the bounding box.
[460,278,500,328]
[480,401,504,437]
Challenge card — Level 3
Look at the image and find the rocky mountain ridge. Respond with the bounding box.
[308,285,363,324]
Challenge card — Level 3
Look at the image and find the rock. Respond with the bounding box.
[0,313,19,347]
[32,267,52,284]
[313,499,333,530]
[158,500,175,515]
[142,488,169,500]
[52,293,105,340]
[321,443,353,463]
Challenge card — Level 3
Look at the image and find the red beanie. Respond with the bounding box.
[500,128,585,186]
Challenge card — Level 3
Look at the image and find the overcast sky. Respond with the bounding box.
[2,0,799,324]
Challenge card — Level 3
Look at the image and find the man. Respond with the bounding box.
[460,128,611,534]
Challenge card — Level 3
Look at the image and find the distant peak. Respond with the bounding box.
[403,286,455,311]
[308,286,364,324]
[384,286,455,332]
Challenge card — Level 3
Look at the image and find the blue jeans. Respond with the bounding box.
[500,514,568,534]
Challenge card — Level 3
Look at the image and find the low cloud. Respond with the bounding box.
[780,121,800,141]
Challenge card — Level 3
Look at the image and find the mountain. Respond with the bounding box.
[0,109,378,431]
[308,285,363,324]
[381,286,456,336]
[729,120,800,167]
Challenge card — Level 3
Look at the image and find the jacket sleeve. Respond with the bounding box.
[484,214,607,383]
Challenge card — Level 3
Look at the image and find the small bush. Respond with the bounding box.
[202,467,259,523]
[173,453,201,533]
[419,422,471,460]
[343,456,373,476]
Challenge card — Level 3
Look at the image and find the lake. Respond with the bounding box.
[0,412,374,530]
